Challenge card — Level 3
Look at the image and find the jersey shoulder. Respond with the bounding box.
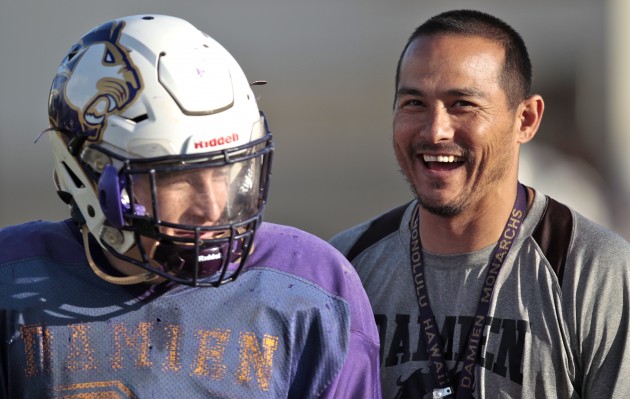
[0,219,84,265]
[253,222,378,337]
[254,222,360,288]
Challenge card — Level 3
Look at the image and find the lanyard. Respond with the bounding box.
[409,184,528,399]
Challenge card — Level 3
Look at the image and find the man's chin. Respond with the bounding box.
[417,196,464,218]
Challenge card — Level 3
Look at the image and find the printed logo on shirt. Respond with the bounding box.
[20,322,280,394]
[376,313,528,398]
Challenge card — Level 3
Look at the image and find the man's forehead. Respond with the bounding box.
[400,34,505,82]
[404,33,505,62]
[396,34,510,105]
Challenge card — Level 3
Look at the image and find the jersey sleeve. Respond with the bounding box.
[320,328,382,398]
[252,223,382,398]
[318,257,382,399]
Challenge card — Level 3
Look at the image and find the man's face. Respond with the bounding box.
[133,166,229,239]
[393,34,521,217]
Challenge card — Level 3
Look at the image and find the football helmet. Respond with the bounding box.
[47,15,273,287]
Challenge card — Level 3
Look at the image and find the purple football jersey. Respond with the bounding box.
[0,220,381,398]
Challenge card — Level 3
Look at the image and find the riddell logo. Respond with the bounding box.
[198,253,222,262]
[194,133,239,149]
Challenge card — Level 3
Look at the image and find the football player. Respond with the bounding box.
[0,14,381,398]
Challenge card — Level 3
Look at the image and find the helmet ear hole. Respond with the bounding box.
[98,164,125,228]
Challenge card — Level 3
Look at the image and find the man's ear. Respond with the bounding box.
[516,94,544,144]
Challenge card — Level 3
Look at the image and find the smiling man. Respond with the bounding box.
[330,9,630,399]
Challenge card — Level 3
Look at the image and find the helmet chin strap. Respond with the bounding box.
[81,225,161,285]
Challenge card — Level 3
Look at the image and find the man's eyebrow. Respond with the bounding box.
[396,86,424,98]
[446,87,487,99]
[396,86,487,99]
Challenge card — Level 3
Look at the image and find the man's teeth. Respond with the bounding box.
[423,155,461,162]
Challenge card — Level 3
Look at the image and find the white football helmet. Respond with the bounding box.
[48,15,273,287]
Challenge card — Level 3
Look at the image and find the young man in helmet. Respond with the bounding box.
[0,15,381,398]
[330,9,630,399]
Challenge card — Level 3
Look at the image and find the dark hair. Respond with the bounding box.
[394,9,532,110]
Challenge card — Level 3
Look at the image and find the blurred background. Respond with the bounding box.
[1,0,629,242]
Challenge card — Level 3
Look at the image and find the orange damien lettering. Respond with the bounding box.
[110,322,154,369]
[191,328,231,380]
[20,324,53,378]
[236,332,279,391]
[66,323,98,372]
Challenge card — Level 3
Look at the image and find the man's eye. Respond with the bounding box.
[453,100,475,108]
[158,173,190,188]
[400,99,424,108]
[212,173,228,183]
[161,179,189,189]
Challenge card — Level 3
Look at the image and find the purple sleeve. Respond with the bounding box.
[320,328,382,398]
[0,220,84,264]
[253,223,382,398]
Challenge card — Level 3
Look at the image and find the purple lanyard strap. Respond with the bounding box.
[409,183,528,399]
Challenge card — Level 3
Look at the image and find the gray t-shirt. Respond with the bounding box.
[330,188,630,398]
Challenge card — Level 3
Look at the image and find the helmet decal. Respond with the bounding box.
[49,21,143,142]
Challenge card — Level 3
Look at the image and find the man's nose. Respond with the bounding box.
[189,177,226,224]
[193,196,224,223]
[423,105,454,143]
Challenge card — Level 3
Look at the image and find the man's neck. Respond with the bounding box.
[418,185,522,254]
